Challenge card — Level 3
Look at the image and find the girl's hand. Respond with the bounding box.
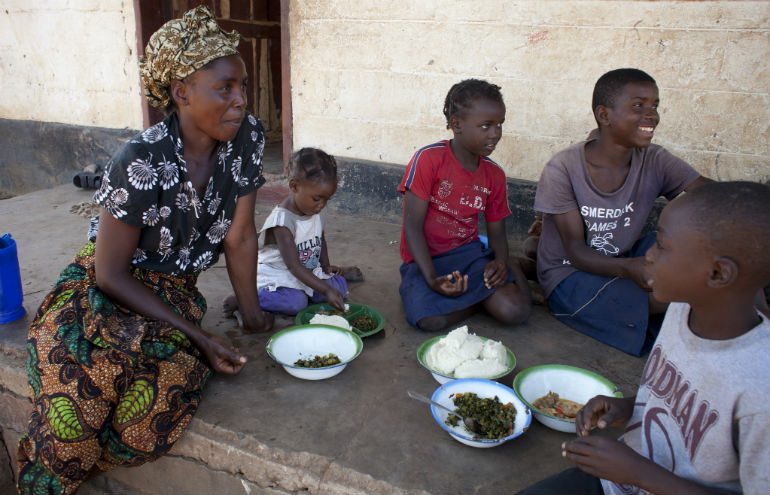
[431,271,468,297]
[324,287,346,311]
[483,259,508,289]
[527,216,543,236]
[196,333,248,375]
[575,395,634,437]
[562,436,643,485]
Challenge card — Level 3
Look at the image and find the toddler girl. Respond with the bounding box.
[226,148,362,320]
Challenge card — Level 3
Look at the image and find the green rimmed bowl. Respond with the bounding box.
[295,302,385,338]
[266,324,363,380]
[512,364,623,433]
[416,335,516,384]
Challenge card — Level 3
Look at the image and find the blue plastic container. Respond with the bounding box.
[0,233,26,324]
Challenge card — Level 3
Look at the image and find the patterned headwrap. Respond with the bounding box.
[139,5,240,109]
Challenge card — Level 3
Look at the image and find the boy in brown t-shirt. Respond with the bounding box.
[534,68,709,355]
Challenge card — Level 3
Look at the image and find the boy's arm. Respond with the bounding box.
[564,436,737,495]
[684,175,712,192]
[404,191,467,296]
[272,226,345,309]
[552,209,649,288]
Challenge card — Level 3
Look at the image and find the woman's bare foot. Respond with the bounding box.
[339,266,364,282]
[222,294,239,318]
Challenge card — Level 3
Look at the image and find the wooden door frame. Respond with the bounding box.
[133,0,292,173]
[279,0,292,173]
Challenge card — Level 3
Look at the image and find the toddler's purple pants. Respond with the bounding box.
[258,274,348,315]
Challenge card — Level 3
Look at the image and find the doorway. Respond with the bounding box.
[136,0,289,173]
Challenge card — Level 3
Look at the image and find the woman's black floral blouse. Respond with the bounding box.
[90,112,266,275]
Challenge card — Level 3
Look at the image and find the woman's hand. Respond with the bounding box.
[240,308,274,333]
[431,271,468,297]
[575,395,635,437]
[195,333,247,375]
[562,436,644,485]
[483,259,508,289]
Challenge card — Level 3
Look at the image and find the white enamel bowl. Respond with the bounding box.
[266,324,363,380]
[429,378,531,448]
[416,335,517,385]
[512,364,623,433]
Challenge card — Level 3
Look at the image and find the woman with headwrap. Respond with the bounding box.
[17,6,273,493]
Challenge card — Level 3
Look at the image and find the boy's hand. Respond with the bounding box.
[324,287,346,311]
[575,395,634,437]
[625,257,651,290]
[431,271,468,297]
[563,436,643,485]
[197,333,248,375]
[483,259,508,289]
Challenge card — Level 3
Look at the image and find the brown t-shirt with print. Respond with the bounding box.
[535,139,700,297]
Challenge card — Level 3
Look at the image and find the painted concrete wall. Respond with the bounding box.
[1,1,767,182]
[0,0,143,130]
[289,1,770,182]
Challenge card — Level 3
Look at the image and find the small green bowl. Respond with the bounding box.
[295,302,386,338]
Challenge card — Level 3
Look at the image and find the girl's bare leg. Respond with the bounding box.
[417,306,477,332]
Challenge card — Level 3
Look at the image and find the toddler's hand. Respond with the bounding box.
[432,271,468,297]
[323,265,341,276]
[324,287,346,311]
[483,259,508,289]
[575,395,633,437]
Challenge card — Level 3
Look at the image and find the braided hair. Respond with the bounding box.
[287,147,338,184]
[443,79,504,129]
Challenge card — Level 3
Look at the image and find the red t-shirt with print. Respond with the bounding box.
[398,140,511,264]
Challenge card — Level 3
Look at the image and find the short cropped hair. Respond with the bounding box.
[443,79,504,129]
[592,68,656,112]
[684,181,770,282]
[287,147,338,184]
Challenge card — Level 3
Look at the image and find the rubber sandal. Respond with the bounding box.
[72,172,102,189]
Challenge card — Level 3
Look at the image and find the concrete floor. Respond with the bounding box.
[0,181,647,494]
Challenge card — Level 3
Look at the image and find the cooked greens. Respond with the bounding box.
[350,314,377,331]
[445,392,516,439]
[294,353,342,368]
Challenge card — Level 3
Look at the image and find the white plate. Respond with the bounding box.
[266,324,363,380]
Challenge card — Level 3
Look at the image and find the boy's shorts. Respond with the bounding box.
[547,233,661,356]
[399,240,514,327]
